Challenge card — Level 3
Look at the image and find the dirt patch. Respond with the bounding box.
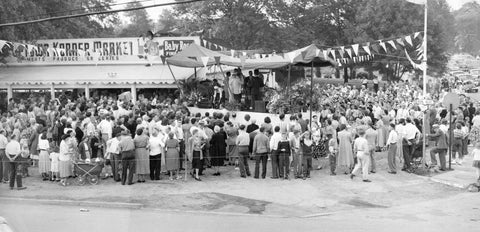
[344,198,388,209]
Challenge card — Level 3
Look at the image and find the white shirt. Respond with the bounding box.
[5,139,21,156]
[387,130,398,145]
[473,148,480,161]
[106,138,120,154]
[354,137,369,155]
[97,119,112,138]
[404,123,419,140]
[473,115,480,127]
[0,134,8,149]
[149,135,165,156]
[396,108,409,120]
[38,136,50,150]
[270,132,282,150]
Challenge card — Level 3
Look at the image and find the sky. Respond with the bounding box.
[115,0,480,21]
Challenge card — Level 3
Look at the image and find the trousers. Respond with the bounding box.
[8,157,23,188]
[121,153,136,185]
[303,154,313,176]
[278,152,290,178]
[388,144,397,172]
[149,154,161,180]
[238,146,250,177]
[254,152,268,179]
[352,152,370,180]
[0,149,10,182]
[369,148,376,172]
[430,148,447,170]
[329,154,336,174]
[270,150,279,178]
[111,153,121,181]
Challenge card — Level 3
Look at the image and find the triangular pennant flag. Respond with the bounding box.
[200,56,209,67]
[322,50,329,60]
[340,46,345,53]
[405,49,426,71]
[242,51,247,57]
[351,44,359,56]
[301,50,308,59]
[338,49,344,59]
[160,55,166,65]
[231,50,235,57]
[388,40,397,50]
[345,48,353,59]
[371,44,380,54]
[363,45,371,56]
[405,36,413,46]
[202,39,208,47]
[330,49,336,60]
[414,32,421,39]
[188,56,197,61]
[353,57,357,63]
[315,49,321,57]
[214,56,221,65]
[255,54,260,59]
[396,38,405,47]
[379,41,387,52]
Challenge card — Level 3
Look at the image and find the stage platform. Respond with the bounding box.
[188,107,316,125]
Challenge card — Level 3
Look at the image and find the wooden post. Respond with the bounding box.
[448,103,453,170]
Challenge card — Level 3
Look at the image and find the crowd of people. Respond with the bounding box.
[1,77,480,190]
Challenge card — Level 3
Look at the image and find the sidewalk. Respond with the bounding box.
[430,154,478,189]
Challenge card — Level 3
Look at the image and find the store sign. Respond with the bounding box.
[2,36,200,66]
[163,40,194,57]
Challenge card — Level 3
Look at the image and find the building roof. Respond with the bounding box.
[0,64,193,89]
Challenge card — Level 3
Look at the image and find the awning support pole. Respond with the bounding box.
[167,62,184,97]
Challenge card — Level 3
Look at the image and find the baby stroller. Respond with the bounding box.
[410,138,425,172]
[73,160,104,185]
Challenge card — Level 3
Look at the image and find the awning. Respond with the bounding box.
[0,64,194,88]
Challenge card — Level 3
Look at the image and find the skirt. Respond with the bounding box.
[58,160,72,178]
[192,151,202,170]
[135,148,150,175]
[165,147,179,171]
[473,160,480,168]
[38,150,51,173]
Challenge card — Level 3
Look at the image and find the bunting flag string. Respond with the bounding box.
[352,44,359,56]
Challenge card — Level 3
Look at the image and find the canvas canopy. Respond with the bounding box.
[166,43,233,68]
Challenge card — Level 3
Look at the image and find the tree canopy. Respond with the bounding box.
[0,0,117,41]
[454,1,480,55]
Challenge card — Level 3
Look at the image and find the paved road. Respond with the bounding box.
[1,194,479,232]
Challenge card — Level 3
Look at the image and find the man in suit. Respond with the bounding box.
[118,130,136,185]
[428,124,448,171]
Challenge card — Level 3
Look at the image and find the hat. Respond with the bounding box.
[432,124,440,128]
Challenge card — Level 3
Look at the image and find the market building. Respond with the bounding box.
[0,36,201,108]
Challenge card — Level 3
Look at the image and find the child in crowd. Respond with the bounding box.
[49,146,60,181]
[327,132,338,176]
[20,133,30,178]
[472,142,480,182]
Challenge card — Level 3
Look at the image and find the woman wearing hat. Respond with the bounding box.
[134,128,150,183]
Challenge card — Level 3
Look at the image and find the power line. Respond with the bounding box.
[2,0,157,22]
[0,0,206,28]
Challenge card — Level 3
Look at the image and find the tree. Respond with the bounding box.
[347,0,455,78]
[454,1,480,55]
[0,0,118,41]
[117,1,152,37]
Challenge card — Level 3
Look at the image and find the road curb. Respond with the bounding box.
[429,177,468,189]
[0,197,144,210]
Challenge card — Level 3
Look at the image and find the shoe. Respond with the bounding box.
[247,173,251,177]
[330,173,336,176]
[388,171,397,174]
[127,183,134,185]
[302,176,306,180]
[254,177,259,179]
[10,187,14,190]
[370,171,376,174]
[17,187,27,190]
[439,168,446,171]
[350,174,355,180]
[194,177,202,181]
[240,175,246,178]
[363,179,372,182]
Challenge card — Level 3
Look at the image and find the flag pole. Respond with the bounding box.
[422,0,428,166]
